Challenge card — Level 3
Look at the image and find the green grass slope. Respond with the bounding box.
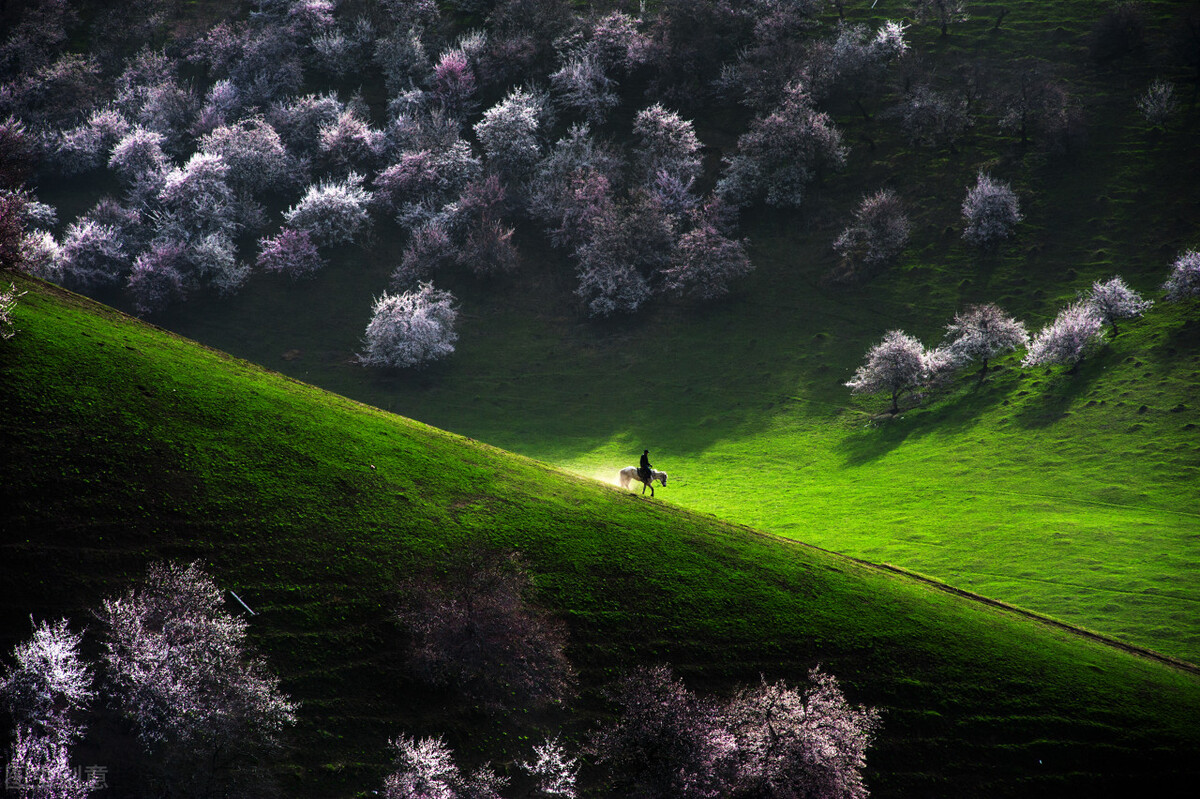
[3,271,1199,798]
[125,0,1200,667]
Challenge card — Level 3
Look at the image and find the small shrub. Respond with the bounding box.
[1137,79,1178,128]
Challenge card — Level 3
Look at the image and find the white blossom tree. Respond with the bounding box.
[1022,301,1106,370]
[520,735,578,799]
[198,117,292,196]
[126,240,187,314]
[1086,276,1152,335]
[1,618,94,744]
[5,726,99,799]
[360,283,458,369]
[962,171,1022,249]
[722,668,881,799]
[943,303,1029,382]
[474,88,544,186]
[1163,250,1200,302]
[108,127,169,183]
[98,560,297,796]
[1137,78,1178,128]
[846,329,939,413]
[551,53,618,126]
[58,219,128,291]
[283,172,372,247]
[383,735,506,799]
[632,104,702,188]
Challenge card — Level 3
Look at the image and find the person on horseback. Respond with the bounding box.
[638,449,652,483]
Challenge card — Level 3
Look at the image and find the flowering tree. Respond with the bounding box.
[1022,301,1106,370]
[717,85,847,209]
[392,218,455,288]
[846,329,938,413]
[269,92,344,157]
[1163,250,1200,302]
[1,618,94,744]
[431,48,477,118]
[98,560,296,795]
[4,727,98,799]
[257,228,325,279]
[452,176,519,277]
[589,11,651,75]
[108,127,169,183]
[889,85,971,151]
[1086,276,1152,335]
[19,231,63,283]
[383,735,506,799]
[662,223,753,301]
[394,546,573,709]
[58,219,128,291]
[126,241,187,315]
[833,189,910,279]
[283,173,372,247]
[528,124,624,242]
[374,27,432,96]
[590,665,735,798]
[520,735,578,799]
[198,118,292,196]
[1137,79,1178,128]
[572,196,673,318]
[551,53,618,126]
[943,303,1029,382]
[360,283,458,369]
[319,108,385,176]
[156,153,238,242]
[961,171,1022,249]
[474,88,545,186]
[375,141,482,230]
[186,231,250,296]
[632,104,702,188]
[722,668,881,799]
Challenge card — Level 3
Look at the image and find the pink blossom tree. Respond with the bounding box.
[662,223,753,301]
[551,53,618,126]
[256,228,325,279]
[943,303,1029,382]
[1022,301,1106,371]
[360,283,458,369]
[1085,276,1152,335]
[718,85,847,209]
[590,665,735,798]
[431,49,477,118]
[392,218,454,288]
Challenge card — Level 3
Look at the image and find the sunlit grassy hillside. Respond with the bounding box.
[3,272,1200,798]
[93,0,1196,667]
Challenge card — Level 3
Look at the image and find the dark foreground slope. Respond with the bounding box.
[2,272,1199,798]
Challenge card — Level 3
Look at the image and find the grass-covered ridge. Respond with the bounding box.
[3,271,1200,798]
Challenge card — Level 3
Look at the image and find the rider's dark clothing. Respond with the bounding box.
[639,450,652,481]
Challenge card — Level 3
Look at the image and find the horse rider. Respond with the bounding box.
[639,449,653,483]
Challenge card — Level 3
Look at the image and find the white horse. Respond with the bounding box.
[619,466,668,497]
